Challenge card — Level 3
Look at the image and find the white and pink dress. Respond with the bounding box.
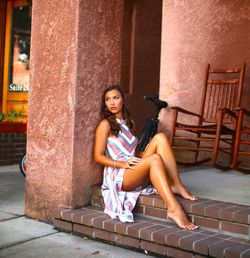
[101,119,156,223]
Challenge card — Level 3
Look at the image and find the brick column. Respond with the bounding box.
[25,0,123,220]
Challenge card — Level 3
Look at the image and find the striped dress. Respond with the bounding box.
[101,118,156,223]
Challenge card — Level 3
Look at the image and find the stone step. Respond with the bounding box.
[91,185,250,239]
[53,206,250,258]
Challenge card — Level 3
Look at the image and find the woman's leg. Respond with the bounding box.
[122,154,197,230]
[140,132,197,201]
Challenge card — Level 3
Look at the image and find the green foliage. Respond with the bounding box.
[0,111,22,122]
[0,113,4,122]
[8,110,22,122]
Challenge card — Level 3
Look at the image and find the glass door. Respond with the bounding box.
[2,0,31,123]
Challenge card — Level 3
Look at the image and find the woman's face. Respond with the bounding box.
[105,89,124,117]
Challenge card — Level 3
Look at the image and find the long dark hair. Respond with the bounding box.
[100,84,136,136]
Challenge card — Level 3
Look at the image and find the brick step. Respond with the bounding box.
[91,185,250,239]
[53,206,250,258]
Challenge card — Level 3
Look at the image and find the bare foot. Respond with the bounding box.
[168,205,198,230]
[172,184,197,201]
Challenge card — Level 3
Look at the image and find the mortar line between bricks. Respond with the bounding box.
[103,218,115,228]
[196,236,226,257]
[218,205,238,219]
[114,222,118,233]
[218,204,238,219]
[91,214,107,225]
[101,217,107,229]
[216,231,249,241]
[204,202,229,214]
[233,206,250,212]
[221,219,250,227]
[177,230,201,247]
[228,235,250,243]
[188,201,206,211]
[80,212,100,223]
[114,233,117,243]
[138,224,157,239]
[192,234,221,253]
[190,214,194,224]
[92,228,96,238]
[219,220,222,231]
[232,208,249,222]
[125,221,143,235]
[240,248,250,258]
[150,228,166,242]
[0,232,58,250]
[190,199,214,209]
[223,246,235,257]
[164,228,183,245]
[208,241,241,257]
[60,209,71,218]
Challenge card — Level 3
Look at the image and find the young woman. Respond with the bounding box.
[94,85,198,230]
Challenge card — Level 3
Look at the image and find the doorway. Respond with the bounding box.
[122,0,162,131]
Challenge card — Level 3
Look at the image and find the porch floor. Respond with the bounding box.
[179,166,250,206]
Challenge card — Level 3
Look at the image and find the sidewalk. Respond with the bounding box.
[0,165,154,258]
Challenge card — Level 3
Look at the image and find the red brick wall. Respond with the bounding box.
[0,132,26,165]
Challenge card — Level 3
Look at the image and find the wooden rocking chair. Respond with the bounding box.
[231,107,250,173]
[170,62,246,167]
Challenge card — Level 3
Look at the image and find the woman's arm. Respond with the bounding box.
[94,119,127,169]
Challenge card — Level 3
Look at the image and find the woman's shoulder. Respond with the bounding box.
[96,119,111,131]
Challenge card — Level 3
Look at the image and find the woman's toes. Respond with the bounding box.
[191,224,198,230]
[185,222,198,231]
[172,185,197,201]
[190,195,198,201]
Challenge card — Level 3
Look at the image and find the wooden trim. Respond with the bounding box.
[207,79,239,84]
[199,63,210,122]
[237,62,246,107]
[210,68,241,73]
[9,0,30,8]
[2,1,12,114]
[0,0,7,112]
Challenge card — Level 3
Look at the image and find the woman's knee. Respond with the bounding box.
[154,132,169,144]
[150,153,163,166]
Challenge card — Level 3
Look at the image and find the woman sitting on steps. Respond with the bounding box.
[94,84,198,230]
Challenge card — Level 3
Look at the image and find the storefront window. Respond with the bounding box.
[8,5,31,93]
[1,0,32,122]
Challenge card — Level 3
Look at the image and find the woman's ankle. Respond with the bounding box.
[167,202,182,213]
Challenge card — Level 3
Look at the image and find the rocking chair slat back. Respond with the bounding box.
[200,63,245,125]
[170,62,246,168]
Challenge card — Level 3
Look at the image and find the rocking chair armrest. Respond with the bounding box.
[235,107,250,116]
[171,106,201,117]
[218,108,237,118]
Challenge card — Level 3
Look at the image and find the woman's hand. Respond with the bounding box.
[125,157,141,169]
